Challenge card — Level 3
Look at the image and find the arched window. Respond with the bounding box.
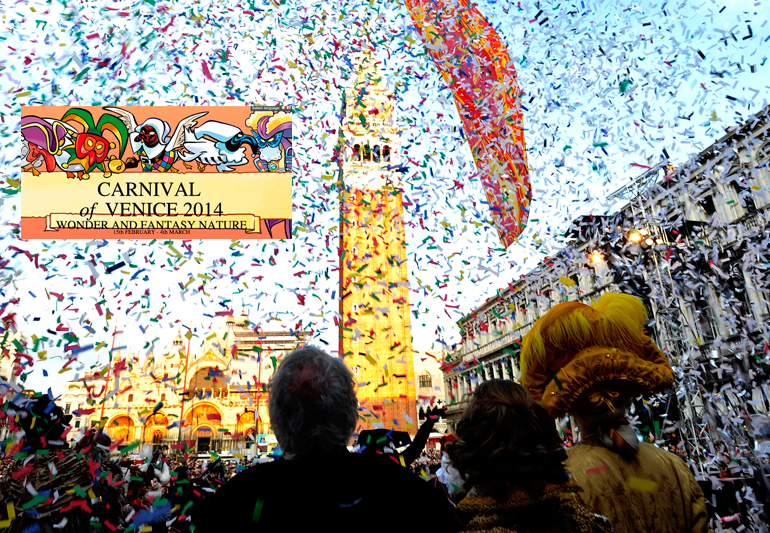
[353,365,360,375]
[372,145,381,163]
[726,169,758,214]
[152,431,163,444]
[351,303,359,314]
[161,393,166,402]
[128,394,133,402]
[353,144,362,162]
[419,371,432,389]
[363,143,372,162]
[757,140,770,161]
[383,145,391,162]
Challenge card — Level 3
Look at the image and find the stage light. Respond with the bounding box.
[645,238,654,246]
[628,231,643,244]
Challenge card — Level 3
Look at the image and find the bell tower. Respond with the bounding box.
[337,39,417,432]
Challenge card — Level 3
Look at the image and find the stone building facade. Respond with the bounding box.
[59,315,308,455]
[443,106,770,457]
[0,332,22,443]
[413,347,449,434]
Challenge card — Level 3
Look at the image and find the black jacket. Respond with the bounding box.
[194,451,460,532]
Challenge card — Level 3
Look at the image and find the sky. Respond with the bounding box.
[0,0,768,395]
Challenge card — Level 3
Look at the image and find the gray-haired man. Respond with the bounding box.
[195,345,459,532]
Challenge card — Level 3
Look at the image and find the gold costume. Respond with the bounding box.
[455,482,615,533]
[566,441,708,533]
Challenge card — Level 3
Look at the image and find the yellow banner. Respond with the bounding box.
[22,172,291,239]
[46,214,262,234]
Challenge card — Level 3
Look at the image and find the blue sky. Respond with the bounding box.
[0,0,768,394]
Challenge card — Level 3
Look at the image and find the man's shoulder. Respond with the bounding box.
[210,461,287,495]
[566,442,612,461]
[353,453,421,478]
[639,442,693,472]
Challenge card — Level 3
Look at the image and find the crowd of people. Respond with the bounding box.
[1,293,768,532]
[410,448,443,477]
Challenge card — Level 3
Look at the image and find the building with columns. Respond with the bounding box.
[0,332,23,443]
[59,315,309,455]
[337,38,418,432]
[443,106,770,460]
[413,347,449,434]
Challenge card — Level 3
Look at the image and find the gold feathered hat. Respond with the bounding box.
[520,292,674,418]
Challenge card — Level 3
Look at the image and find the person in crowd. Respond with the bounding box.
[358,405,444,466]
[0,393,125,533]
[194,345,460,532]
[447,379,614,532]
[432,433,467,505]
[520,292,708,533]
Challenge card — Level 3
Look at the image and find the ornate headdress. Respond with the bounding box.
[520,292,674,419]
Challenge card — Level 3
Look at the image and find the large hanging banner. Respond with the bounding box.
[20,105,293,239]
[404,0,531,248]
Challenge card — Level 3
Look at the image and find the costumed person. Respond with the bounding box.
[196,454,225,489]
[447,379,614,533]
[434,434,466,505]
[357,406,443,467]
[0,392,125,533]
[165,464,203,533]
[194,345,461,532]
[520,292,708,533]
[403,406,444,465]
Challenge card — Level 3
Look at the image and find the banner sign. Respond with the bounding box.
[21,105,293,239]
[404,0,531,248]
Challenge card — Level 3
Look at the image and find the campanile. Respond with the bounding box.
[337,42,417,432]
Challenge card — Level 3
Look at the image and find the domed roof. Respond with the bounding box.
[235,311,249,327]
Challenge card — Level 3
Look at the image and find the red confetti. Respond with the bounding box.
[201,60,215,81]
[586,463,609,474]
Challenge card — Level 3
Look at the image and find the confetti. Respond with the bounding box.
[626,476,659,494]
[585,463,609,475]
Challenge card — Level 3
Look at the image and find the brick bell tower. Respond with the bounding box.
[337,38,417,433]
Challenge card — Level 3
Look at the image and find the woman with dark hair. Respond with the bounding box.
[447,380,614,533]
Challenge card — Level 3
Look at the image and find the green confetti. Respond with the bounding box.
[73,67,91,81]
[619,78,632,94]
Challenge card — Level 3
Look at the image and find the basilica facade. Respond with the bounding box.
[59,315,309,455]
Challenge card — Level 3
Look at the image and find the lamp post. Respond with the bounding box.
[617,222,708,473]
[99,323,120,429]
[242,407,258,457]
[176,330,191,446]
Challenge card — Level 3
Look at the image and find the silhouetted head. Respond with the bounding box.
[268,346,357,459]
[447,379,568,497]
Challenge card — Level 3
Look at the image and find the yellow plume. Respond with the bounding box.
[520,292,653,402]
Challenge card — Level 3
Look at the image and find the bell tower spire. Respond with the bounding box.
[337,38,417,432]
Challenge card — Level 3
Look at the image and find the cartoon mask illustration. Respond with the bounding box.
[20,117,70,175]
[70,133,112,170]
[104,107,207,173]
[180,121,254,172]
[57,108,130,179]
[246,110,292,173]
